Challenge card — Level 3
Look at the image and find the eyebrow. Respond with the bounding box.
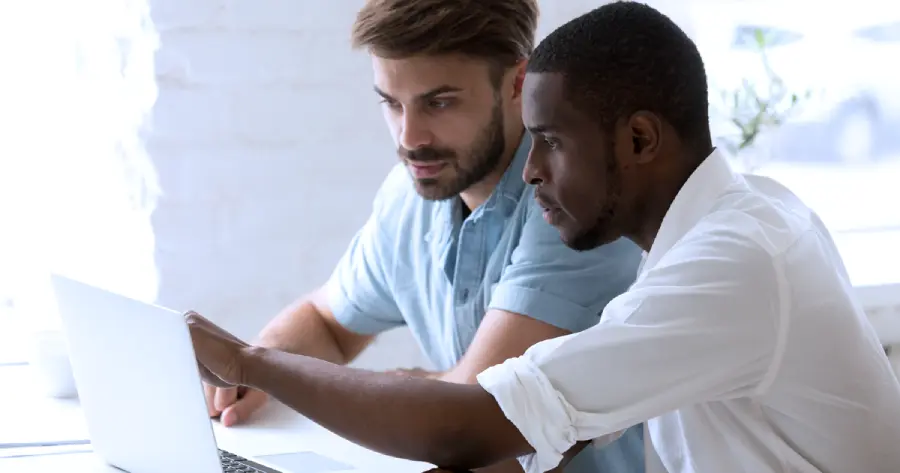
[373,85,464,102]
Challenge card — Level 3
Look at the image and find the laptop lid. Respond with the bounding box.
[49,273,223,473]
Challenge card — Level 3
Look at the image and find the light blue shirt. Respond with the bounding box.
[326,135,645,472]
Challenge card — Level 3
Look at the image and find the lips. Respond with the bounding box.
[535,194,562,225]
[542,207,562,225]
[408,161,446,179]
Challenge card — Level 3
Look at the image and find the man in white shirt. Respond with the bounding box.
[186,2,900,472]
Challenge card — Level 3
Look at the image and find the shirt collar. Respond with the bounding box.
[430,133,532,236]
[639,148,738,278]
[488,132,531,207]
[464,132,531,220]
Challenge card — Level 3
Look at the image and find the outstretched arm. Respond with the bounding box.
[244,347,531,469]
[187,311,533,470]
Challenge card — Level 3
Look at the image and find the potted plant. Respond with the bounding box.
[715,28,811,172]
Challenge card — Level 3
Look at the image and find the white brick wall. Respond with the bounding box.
[146,0,694,369]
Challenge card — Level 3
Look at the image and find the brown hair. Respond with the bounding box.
[351,0,539,84]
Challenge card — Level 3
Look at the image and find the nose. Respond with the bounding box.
[398,110,433,151]
[522,146,545,185]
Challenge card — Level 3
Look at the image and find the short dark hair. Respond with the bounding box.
[352,0,539,86]
[527,1,712,151]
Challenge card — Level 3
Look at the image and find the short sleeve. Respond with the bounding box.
[477,221,783,472]
[325,166,407,334]
[488,193,643,333]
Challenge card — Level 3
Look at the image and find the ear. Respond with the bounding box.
[510,60,528,101]
[627,111,662,164]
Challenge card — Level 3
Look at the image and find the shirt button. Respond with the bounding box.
[460,288,469,303]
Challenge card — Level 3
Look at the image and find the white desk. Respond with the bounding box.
[0,365,434,472]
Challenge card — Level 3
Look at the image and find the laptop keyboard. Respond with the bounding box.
[219,449,281,473]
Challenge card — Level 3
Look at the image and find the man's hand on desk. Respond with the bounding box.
[191,315,443,425]
[186,310,269,428]
[203,384,268,427]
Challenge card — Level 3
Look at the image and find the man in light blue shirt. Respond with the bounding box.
[326,141,640,375]
[202,1,643,471]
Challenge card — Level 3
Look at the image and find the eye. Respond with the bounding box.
[427,99,453,110]
[379,98,401,110]
[544,137,561,150]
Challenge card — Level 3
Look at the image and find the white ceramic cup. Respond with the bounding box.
[26,329,78,399]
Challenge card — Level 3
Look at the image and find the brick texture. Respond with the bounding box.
[147,0,693,369]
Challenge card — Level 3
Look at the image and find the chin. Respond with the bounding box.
[562,225,619,252]
[413,179,458,201]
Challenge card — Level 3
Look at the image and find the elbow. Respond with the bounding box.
[418,425,503,471]
[400,383,520,470]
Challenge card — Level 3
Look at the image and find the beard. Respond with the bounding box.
[565,143,623,252]
[400,101,506,201]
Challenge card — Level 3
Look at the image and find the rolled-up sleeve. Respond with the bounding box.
[477,227,783,473]
[489,195,643,333]
[325,167,406,334]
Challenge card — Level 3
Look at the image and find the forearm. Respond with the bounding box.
[254,299,346,364]
[241,346,531,469]
[255,287,373,365]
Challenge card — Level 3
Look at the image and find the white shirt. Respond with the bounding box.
[477,149,900,473]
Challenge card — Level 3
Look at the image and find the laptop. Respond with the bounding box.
[49,273,356,473]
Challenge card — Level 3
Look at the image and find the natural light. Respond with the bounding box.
[693,0,900,289]
[0,0,160,364]
[0,0,898,365]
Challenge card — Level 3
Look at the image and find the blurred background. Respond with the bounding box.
[1,0,898,371]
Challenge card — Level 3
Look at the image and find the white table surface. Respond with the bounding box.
[0,364,434,473]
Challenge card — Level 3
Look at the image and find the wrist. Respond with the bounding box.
[238,345,274,390]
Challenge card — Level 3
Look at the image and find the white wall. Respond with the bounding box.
[0,0,161,338]
[146,0,694,369]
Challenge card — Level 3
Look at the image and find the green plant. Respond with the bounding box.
[719,28,811,157]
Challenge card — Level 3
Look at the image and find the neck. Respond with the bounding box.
[625,153,706,252]
[459,127,524,211]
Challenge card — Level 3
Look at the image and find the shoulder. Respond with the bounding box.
[654,203,796,298]
[501,186,643,310]
[699,174,816,258]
